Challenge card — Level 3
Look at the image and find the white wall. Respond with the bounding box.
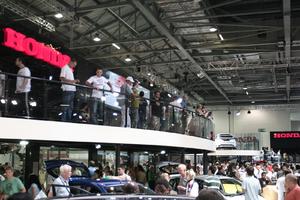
[213,110,291,148]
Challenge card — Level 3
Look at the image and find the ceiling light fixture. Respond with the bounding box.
[112,43,121,50]
[93,33,101,42]
[125,55,131,62]
[251,101,255,104]
[246,91,249,95]
[218,33,224,41]
[236,111,241,116]
[247,110,251,114]
[209,27,217,32]
[54,13,63,19]
[243,87,248,90]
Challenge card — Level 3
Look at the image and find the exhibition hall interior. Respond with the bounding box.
[0,0,300,200]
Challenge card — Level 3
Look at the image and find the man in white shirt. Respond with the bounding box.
[116,165,131,181]
[86,68,112,124]
[48,164,72,197]
[15,58,31,117]
[276,170,291,200]
[60,58,80,122]
[120,76,134,127]
[242,166,262,200]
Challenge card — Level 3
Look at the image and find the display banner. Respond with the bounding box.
[270,131,300,149]
[2,28,70,68]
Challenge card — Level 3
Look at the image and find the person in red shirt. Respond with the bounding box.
[284,174,300,200]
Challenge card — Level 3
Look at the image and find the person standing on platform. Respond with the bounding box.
[138,91,148,129]
[15,57,31,117]
[60,58,80,122]
[150,91,163,130]
[86,68,112,124]
[130,80,140,128]
[120,76,134,127]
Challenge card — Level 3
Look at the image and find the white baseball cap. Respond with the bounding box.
[126,76,134,82]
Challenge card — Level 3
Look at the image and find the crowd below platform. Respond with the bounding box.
[1,160,300,200]
[0,57,214,139]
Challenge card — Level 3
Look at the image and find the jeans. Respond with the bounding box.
[121,105,131,127]
[138,111,146,129]
[16,92,29,117]
[130,108,138,128]
[61,91,75,122]
[89,97,102,124]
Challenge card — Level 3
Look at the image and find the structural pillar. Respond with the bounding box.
[115,144,121,175]
[203,151,208,175]
[24,142,40,187]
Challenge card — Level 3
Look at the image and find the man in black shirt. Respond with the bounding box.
[150,91,163,130]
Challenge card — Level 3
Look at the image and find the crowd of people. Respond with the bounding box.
[0,57,214,138]
[2,160,300,200]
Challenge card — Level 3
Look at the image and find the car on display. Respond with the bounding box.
[169,175,265,200]
[215,133,237,149]
[156,161,180,176]
[45,160,155,195]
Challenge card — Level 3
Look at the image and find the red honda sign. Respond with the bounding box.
[3,28,70,68]
[270,131,300,150]
[273,132,300,139]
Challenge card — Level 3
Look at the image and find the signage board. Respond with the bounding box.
[270,131,300,149]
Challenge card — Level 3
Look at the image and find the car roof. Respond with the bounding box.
[45,160,90,178]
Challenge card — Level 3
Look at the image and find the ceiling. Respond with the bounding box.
[1,0,300,105]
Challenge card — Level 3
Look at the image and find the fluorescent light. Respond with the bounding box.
[147,73,151,76]
[219,33,224,41]
[0,99,6,104]
[112,43,121,50]
[160,150,166,154]
[236,111,241,116]
[209,27,217,32]
[54,13,63,19]
[243,87,248,90]
[20,140,29,146]
[246,91,249,95]
[93,37,101,42]
[95,144,101,149]
[125,56,132,62]
[251,101,255,104]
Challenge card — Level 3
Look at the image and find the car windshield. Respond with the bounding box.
[159,165,178,174]
[220,178,244,196]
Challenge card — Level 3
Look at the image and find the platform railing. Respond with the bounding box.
[0,71,214,139]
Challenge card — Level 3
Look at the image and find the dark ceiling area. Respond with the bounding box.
[0,0,299,106]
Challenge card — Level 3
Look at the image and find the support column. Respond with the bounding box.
[180,150,185,163]
[88,145,98,165]
[24,142,40,187]
[203,151,208,175]
[115,144,120,175]
[194,153,197,171]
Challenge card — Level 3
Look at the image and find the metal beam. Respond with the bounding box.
[130,0,231,104]
[75,1,130,13]
[69,36,166,50]
[283,0,291,102]
[272,67,278,93]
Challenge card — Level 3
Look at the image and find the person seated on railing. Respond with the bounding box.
[59,58,80,122]
[130,80,140,128]
[15,57,31,118]
[120,76,134,128]
[85,68,112,125]
[150,91,163,131]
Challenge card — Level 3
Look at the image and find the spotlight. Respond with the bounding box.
[95,144,101,149]
[54,13,63,19]
[0,99,6,104]
[236,111,241,116]
[125,55,132,62]
[78,115,83,119]
[246,91,249,95]
[251,101,255,104]
[209,27,217,32]
[167,93,172,98]
[93,33,101,42]
[49,76,53,80]
[73,113,78,116]
[149,82,154,87]
[147,73,151,76]
[112,112,118,116]
[160,150,166,154]
[247,110,251,114]
[11,100,18,105]
[19,140,29,146]
[29,101,37,107]
[58,112,63,116]
[243,87,248,90]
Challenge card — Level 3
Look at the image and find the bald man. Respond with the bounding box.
[284,174,300,200]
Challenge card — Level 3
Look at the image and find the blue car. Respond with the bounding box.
[45,160,155,195]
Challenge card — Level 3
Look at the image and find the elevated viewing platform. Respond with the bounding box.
[0,117,216,152]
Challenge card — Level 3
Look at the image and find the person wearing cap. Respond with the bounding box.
[120,76,134,127]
